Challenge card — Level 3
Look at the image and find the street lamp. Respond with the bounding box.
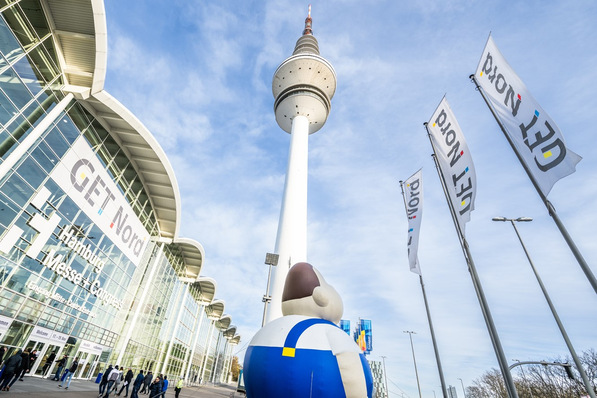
[404,331,422,398]
[458,378,466,398]
[491,216,532,223]
[492,217,596,398]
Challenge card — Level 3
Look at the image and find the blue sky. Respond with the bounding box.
[103,1,597,396]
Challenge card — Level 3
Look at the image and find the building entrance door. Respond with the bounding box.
[23,339,46,375]
[75,351,99,379]
[33,343,64,377]
[22,325,68,377]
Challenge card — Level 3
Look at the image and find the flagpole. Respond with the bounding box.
[424,123,520,398]
[470,74,597,295]
[399,180,449,398]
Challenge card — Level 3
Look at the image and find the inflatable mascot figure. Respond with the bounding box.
[244,262,373,397]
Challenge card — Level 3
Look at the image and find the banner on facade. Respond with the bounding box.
[49,137,150,266]
[0,315,11,332]
[403,169,423,275]
[427,98,477,233]
[80,339,105,355]
[30,325,68,345]
[475,35,581,196]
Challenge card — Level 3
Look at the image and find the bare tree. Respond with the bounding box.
[467,349,596,398]
[469,368,508,398]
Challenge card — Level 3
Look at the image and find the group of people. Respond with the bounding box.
[0,346,82,391]
[98,366,184,398]
[0,347,184,397]
[0,347,39,392]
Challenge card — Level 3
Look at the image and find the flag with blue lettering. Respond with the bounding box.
[475,35,581,196]
[428,97,477,234]
[403,169,423,275]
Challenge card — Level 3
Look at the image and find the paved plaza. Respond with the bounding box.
[0,376,243,398]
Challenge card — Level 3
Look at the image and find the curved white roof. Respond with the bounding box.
[229,335,241,345]
[223,326,236,338]
[171,237,205,280]
[42,0,107,94]
[206,300,225,320]
[193,276,217,305]
[216,315,232,331]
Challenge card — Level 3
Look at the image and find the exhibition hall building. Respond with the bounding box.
[0,0,240,384]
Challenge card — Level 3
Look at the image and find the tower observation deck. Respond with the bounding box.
[265,7,337,324]
[272,6,337,134]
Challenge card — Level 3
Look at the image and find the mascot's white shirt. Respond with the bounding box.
[250,315,361,354]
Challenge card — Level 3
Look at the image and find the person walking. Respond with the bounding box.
[0,346,7,364]
[0,349,22,391]
[157,374,164,396]
[148,377,161,398]
[19,349,38,380]
[140,370,152,394]
[113,367,123,396]
[58,357,79,390]
[130,370,144,398]
[174,378,183,398]
[7,349,30,388]
[117,368,134,396]
[42,351,57,376]
[161,375,168,397]
[103,365,121,397]
[52,355,68,380]
[99,364,113,396]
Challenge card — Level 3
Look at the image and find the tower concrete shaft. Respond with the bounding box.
[265,8,336,324]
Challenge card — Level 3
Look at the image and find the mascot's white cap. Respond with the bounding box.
[281,262,344,324]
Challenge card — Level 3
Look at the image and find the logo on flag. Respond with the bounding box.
[403,170,423,275]
[475,35,581,196]
[427,98,477,234]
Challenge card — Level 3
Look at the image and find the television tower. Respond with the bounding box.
[264,5,337,323]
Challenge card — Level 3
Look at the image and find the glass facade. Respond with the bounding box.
[0,0,238,386]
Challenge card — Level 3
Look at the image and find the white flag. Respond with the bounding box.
[428,97,477,234]
[475,35,581,196]
[404,169,423,275]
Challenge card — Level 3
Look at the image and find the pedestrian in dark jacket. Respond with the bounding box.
[8,350,30,387]
[157,375,164,394]
[58,357,79,389]
[99,365,113,396]
[140,371,152,394]
[52,355,68,380]
[21,349,38,379]
[130,370,144,398]
[116,368,133,396]
[0,349,22,391]
[42,351,56,376]
[148,377,162,398]
[0,346,6,364]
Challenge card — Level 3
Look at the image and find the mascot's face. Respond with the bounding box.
[281,262,343,324]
